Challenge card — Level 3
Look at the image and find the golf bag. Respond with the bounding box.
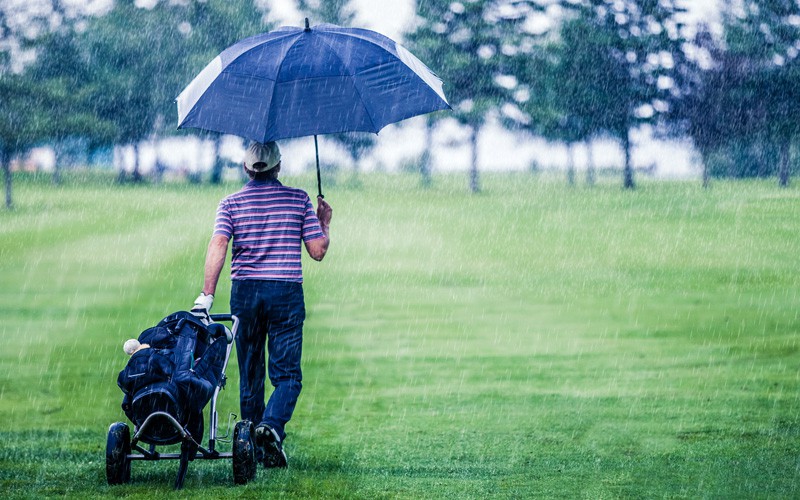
[117,311,227,444]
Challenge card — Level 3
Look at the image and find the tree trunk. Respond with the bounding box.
[347,161,362,188]
[53,140,62,185]
[132,142,143,183]
[152,140,164,184]
[778,140,790,188]
[623,129,635,189]
[347,143,362,188]
[420,118,433,188]
[566,143,576,186]
[210,134,223,184]
[2,149,12,210]
[694,141,711,189]
[586,140,595,186]
[116,145,127,184]
[469,125,480,194]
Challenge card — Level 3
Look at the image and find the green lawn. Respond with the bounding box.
[1,172,798,498]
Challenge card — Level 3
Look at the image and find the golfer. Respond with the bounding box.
[193,140,331,468]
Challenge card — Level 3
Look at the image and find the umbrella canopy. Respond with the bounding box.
[176,21,450,144]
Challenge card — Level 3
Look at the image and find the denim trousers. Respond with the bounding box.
[230,279,305,441]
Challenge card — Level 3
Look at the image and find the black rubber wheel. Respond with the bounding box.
[232,420,257,485]
[106,422,131,485]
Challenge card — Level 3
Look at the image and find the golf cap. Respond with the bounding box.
[245,141,281,172]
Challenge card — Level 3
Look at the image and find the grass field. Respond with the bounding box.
[0,171,798,498]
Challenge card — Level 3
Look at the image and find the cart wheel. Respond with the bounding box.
[232,420,257,484]
[106,422,131,485]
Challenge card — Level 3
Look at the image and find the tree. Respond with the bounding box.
[725,0,800,185]
[671,23,717,187]
[29,7,115,184]
[509,9,606,186]
[0,74,50,209]
[549,0,690,189]
[0,0,57,208]
[679,1,800,187]
[78,1,186,181]
[407,0,522,193]
[73,1,266,182]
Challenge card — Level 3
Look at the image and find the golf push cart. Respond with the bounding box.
[106,311,257,489]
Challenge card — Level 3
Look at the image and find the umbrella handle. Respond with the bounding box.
[315,135,323,199]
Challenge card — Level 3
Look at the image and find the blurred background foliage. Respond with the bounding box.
[1,0,800,207]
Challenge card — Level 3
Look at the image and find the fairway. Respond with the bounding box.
[1,172,798,498]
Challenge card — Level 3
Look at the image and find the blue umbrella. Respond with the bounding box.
[176,19,450,197]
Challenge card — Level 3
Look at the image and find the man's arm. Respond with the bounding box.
[305,196,331,261]
[203,234,230,295]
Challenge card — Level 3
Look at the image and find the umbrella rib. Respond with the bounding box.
[270,35,304,85]
[315,34,379,134]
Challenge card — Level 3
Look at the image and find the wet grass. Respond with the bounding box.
[1,171,799,498]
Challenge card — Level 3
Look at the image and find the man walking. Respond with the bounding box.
[193,141,331,468]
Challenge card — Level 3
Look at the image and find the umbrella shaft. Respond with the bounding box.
[315,135,323,199]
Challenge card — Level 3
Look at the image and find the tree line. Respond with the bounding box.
[409,0,800,192]
[1,0,798,208]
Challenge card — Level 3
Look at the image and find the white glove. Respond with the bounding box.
[193,292,214,312]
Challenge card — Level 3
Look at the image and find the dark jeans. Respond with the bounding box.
[231,279,305,441]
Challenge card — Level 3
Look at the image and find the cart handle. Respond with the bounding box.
[209,314,239,339]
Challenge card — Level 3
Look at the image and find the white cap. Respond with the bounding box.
[244,141,281,172]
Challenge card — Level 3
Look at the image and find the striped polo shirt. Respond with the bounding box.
[213,179,325,283]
